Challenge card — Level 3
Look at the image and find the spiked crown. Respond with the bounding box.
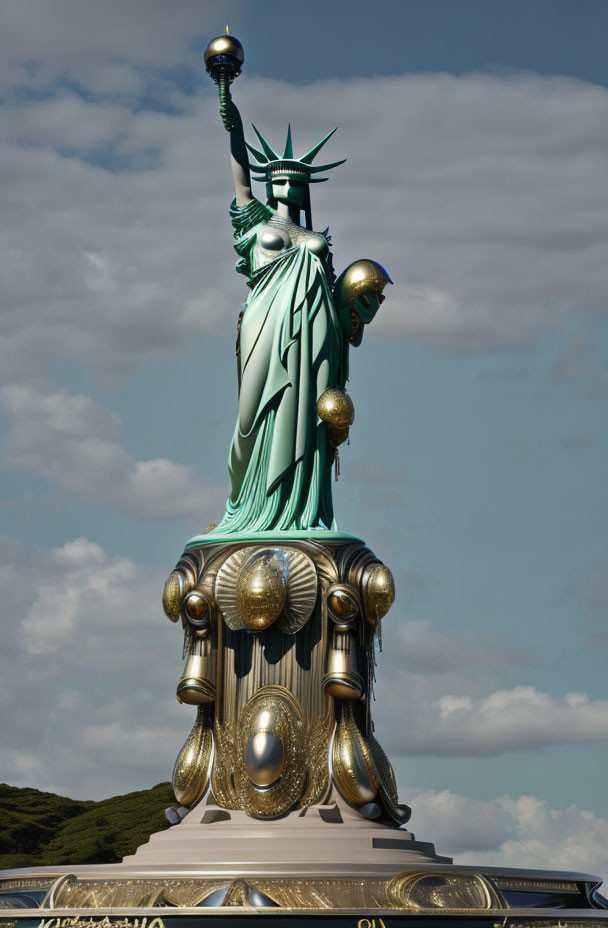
[247,124,346,185]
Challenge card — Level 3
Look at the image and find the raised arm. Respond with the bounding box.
[219,83,253,208]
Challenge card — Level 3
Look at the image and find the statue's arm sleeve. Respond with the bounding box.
[229,197,272,277]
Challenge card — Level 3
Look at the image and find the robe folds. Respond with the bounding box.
[211,198,346,534]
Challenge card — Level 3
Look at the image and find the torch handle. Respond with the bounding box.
[218,76,233,132]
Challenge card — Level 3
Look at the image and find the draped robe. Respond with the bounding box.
[211,198,346,534]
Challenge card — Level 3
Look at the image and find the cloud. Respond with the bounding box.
[1,70,607,382]
[408,787,608,883]
[0,535,188,798]
[0,0,238,96]
[1,382,223,520]
[379,681,608,756]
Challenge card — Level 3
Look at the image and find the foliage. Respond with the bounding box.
[0,782,173,869]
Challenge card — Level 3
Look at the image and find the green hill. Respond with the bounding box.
[0,782,173,870]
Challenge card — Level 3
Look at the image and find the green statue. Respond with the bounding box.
[204,37,391,536]
[161,34,406,831]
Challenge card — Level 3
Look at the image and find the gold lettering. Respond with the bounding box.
[38,919,165,928]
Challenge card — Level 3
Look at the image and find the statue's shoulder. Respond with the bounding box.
[229,196,272,236]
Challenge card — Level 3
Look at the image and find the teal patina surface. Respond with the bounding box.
[211,197,345,534]
[206,89,384,536]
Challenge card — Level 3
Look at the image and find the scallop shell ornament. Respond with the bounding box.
[215,547,317,634]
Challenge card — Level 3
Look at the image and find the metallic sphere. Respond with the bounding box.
[333,259,392,307]
[162,571,182,623]
[203,34,245,66]
[363,563,395,624]
[327,584,359,623]
[183,590,211,626]
[316,386,355,430]
[236,555,287,631]
[246,731,284,788]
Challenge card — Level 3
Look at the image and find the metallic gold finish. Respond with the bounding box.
[327,583,359,622]
[183,589,211,625]
[233,685,306,817]
[170,538,405,822]
[252,877,389,909]
[235,552,287,631]
[33,871,513,911]
[245,731,284,788]
[328,424,350,446]
[40,874,392,909]
[172,705,214,806]
[368,731,399,807]
[162,571,182,622]
[386,871,498,910]
[298,703,334,807]
[203,35,245,67]
[316,386,355,430]
[323,631,364,699]
[176,652,216,705]
[214,546,251,629]
[275,548,317,633]
[215,545,317,633]
[332,702,378,806]
[12,868,590,913]
[333,259,393,307]
[218,879,279,907]
[36,869,578,912]
[349,308,362,341]
[363,562,395,624]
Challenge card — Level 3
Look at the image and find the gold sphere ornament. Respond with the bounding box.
[203,32,244,83]
[162,571,182,623]
[333,259,392,307]
[245,731,284,789]
[316,386,354,430]
[363,563,395,625]
[327,584,359,623]
[236,554,287,631]
[183,590,211,626]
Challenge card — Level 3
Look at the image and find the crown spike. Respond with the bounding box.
[308,158,347,173]
[300,127,338,165]
[246,141,270,164]
[283,124,293,159]
[251,124,280,162]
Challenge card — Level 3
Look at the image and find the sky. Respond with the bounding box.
[1,0,607,880]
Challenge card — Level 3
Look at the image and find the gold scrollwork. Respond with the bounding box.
[234,685,306,817]
[386,871,498,910]
[331,701,379,807]
[172,704,214,806]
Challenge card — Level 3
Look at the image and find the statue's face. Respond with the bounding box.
[345,293,385,347]
[271,177,307,207]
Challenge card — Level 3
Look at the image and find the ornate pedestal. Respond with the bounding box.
[163,534,407,827]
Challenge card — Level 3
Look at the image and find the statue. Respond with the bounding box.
[4,29,603,923]
[205,34,391,536]
[162,31,407,827]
